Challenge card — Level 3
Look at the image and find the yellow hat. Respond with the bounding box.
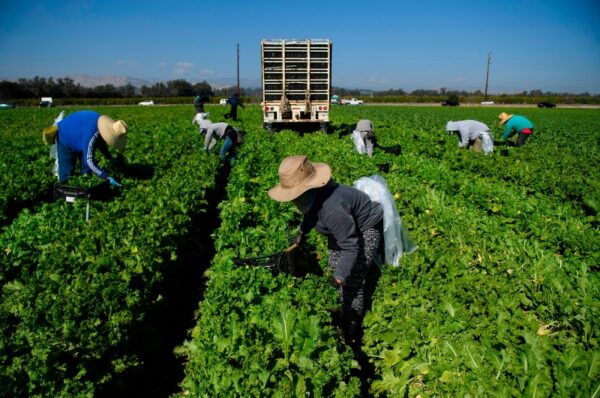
[42,125,58,145]
[498,112,513,125]
[98,115,128,150]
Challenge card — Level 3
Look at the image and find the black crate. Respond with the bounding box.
[53,183,91,201]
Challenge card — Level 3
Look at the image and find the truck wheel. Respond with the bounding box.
[320,123,329,133]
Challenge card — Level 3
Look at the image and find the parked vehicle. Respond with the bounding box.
[261,39,332,132]
[441,95,459,106]
[0,103,15,109]
[481,101,495,105]
[538,101,556,108]
[331,95,340,105]
[39,97,53,107]
[138,100,154,106]
[219,99,228,106]
[346,98,363,106]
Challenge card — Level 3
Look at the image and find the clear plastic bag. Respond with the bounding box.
[353,174,418,267]
[481,131,494,155]
[351,130,367,155]
[50,144,58,177]
[50,111,65,177]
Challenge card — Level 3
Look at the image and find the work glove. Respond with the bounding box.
[108,176,122,187]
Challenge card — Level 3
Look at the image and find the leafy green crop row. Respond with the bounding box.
[0,107,220,397]
[341,106,600,396]
[179,105,599,396]
[0,109,60,226]
[1,105,598,396]
[176,120,363,396]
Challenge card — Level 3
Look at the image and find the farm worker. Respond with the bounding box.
[225,93,244,121]
[499,112,534,147]
[192,112,212,135]
[220,130,244,167]
[203,122,230,154]
[445,120,491,152]
[268,155,384,342]
[53,110,127,186]
[353,119,376,157]
[193,95,208,113]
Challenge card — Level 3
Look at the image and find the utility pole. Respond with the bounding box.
[237,43,242,95]
[484,51,491,101]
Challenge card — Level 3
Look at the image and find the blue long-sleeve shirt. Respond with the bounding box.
[226,95,244,108]
[502,115,534,140]
[57,110,111,178]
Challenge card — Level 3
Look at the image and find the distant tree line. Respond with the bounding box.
[0,76,598,105]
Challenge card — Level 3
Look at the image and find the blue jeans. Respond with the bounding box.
[219,136,236,166]
[57,142,84,182]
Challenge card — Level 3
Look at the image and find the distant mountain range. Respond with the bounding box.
[65,74,153,88]
[63,74,260,89]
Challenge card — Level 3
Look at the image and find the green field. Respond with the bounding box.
[1,105,599,397]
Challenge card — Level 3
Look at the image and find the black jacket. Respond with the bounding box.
[300,182,383,282]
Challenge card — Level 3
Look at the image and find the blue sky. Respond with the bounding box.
[1,0,599,93]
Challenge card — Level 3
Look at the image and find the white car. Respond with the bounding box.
[219,98,228,106]
[138,100,154,106]
[346,98,363,106]
[481,101,495,105]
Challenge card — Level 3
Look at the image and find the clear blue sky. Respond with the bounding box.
[1,0,599,93]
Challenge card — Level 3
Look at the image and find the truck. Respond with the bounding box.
[39,97,53,107]
[345,98,363,106]
[261,39,332,132]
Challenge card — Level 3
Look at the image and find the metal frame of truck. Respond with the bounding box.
[261,39,332,132]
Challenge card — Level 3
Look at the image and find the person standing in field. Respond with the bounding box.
[268,155,384,342]
[193,95,208,114]
[225,93,244,121]
[499,112,534,147]
[445,120,492,152]
[46,110,127,186]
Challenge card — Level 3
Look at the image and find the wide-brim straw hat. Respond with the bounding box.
[98,115,128,150]
[268,155,331,202]
[498,112,513,125]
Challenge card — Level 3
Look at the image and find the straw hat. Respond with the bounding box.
[98,115,128,150]
[498,112,513,125]
[268,155,331,202]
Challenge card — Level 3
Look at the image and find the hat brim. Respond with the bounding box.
[499,114,513,125]
[268,162,331,202]
[98,115,127,150]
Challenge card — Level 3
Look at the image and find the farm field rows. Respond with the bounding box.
[1,107,221,397]
[1,105,599,397]
[178,105,599,397]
